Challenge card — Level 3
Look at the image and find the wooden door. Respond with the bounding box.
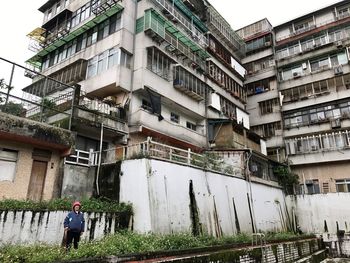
[27,160,47,201]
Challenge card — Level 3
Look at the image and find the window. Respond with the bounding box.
[304,179,320,194]
[285,130,350,155]
[147,47,172,80]
[336,179,350,192]
[87,47,120,78]
[251,121,282,138]
[186,121,197,131]
[108,47,119,68]
[246,78,271,95]
[87,56,98,78]
[141,99,152,112]
[120,50,132,69]
[207,60,246,102]
[310,57,329,72]
[170,112,179,123]
[259,98,279,115]
[47,9,52,20]
[56,2,61,13]
[323,182,330,193]
[97,51,108,74]
[42,12,122,70]
[0,148,18,182]
[173,66,207,99]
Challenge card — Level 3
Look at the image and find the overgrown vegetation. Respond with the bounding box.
[273,165,299,194]
[0,231,313,263]
[0,198,132,214]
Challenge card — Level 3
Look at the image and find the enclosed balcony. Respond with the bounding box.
[206,6,245,58]
[23,59,88,97]
[236,18,273,41]
[137,9,209,72]
[148,0,208,49]
[27,0,123,69]
[285,129,350,164]
[173,65,207,101]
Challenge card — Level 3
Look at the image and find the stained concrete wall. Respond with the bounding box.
[61,164,96,199]
[119,159,288,236]
[286,193,350,234]
[0,210,129,245]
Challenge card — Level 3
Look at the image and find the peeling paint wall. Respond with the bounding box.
[119,159,287,235]
[0,210,130,245]
[286,193,350,234]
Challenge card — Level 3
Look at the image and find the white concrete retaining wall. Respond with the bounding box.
[286,193,350,234]
[0,211,126,245]
[119,159,288,236]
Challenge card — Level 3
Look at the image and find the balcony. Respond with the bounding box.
[138,9,209,72]
[173,65,207,101]
[276,12,350,45]
[149,0,208,49]
[27,0,123,69]
[74,96,128,136]
[23,59,88,97]
[132,109,207,147]
[236,18,273,41]
[206,6,245,58]
[286,129,350,164]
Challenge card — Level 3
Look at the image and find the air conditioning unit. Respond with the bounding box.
[334,65,343,75]
[331,118,341,129]
[336,40,343,48]
[305,180,314,185]
[265,41,272,46]
[293,72,301,78]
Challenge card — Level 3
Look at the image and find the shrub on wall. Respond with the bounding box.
[0,198,132,214]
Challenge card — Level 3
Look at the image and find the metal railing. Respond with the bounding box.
[70,138,244,177]
[0,57,75,127]
[276,11,350,42]
[149,0,208,48]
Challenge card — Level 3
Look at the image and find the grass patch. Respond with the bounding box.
[0,231,313,263]
[0,198,132,214]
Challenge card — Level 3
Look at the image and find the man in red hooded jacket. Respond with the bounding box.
[64,201,85,250]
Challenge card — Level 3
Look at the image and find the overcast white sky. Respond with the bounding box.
[0,0,342,80]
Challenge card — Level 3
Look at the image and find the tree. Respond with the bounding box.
[0,101,25,116]
[273,165,299,195]
[0,78,23,116]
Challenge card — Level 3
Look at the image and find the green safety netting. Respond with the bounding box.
[143,9,209,60]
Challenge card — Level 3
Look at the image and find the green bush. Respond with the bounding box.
[0,198,132,214]
[0,231,312,263]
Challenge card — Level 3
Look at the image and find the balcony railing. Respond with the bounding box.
[286,129,350,155]
[149,0,208,49]
[206,6,245,58]
[91,0,121,16]
[73,138,245,177]
[27,0,123,68]
[276,11,350,43]
[141,9,209,71]
[23,59,88,97]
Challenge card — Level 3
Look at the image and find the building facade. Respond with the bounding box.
[239,0,350,194]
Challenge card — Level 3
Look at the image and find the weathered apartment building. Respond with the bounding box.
[0,0,278,201]
[238,0,350,194]
[5,0,350,200]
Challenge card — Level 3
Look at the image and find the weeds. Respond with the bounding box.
[0,231,312,263]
